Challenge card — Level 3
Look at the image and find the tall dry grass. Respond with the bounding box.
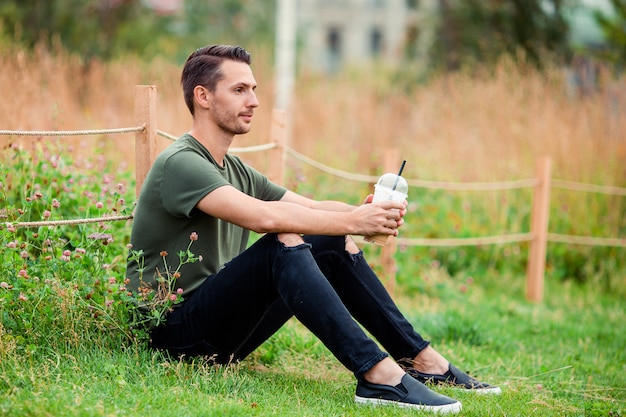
[1,44,624,187]
[293,61,626,186]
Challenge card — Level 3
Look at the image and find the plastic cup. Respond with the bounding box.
[364,182,408,246]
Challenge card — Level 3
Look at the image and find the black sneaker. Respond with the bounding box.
[355,373,462,414]
[407,364,502,395]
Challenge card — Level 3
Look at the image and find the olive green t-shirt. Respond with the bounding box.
[126,134,287,296]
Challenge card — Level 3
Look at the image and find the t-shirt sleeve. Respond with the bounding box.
[161,151,226,217]
[242,161,287,202]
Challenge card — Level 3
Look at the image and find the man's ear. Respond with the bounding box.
[194,85,211,110]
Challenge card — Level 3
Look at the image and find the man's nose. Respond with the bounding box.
[248,91,259,108]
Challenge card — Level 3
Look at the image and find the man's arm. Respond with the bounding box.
[279,190,358,212]
[195,186,404,237]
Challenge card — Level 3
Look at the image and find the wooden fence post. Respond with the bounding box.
[134,85,158,197]
[380,148,402,295]
[526,156,552,302]
[267,108,287,186]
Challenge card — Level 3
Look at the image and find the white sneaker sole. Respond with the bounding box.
[355,396,462,414]
[461,386,502,395]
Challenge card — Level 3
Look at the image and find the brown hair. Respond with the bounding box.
[181,45,252,115]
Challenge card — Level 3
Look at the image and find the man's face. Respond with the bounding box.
[208,60,259,136]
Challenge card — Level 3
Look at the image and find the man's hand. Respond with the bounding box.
[361,194,407,234]
[351,199,406,237]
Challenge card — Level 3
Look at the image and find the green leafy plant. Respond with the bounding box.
[0,139,204,350]
[127,232,200,335]
[0,139,136,352]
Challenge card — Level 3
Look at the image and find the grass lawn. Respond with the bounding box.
[2,43,626,416]
[1,266,623,416]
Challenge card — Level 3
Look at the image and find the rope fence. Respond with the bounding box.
[397,233,534,247]
[552,179,626,196]
[2,85,625,302]
[12,215,134,229]
[0,127,144,137]
[547,233,626,248]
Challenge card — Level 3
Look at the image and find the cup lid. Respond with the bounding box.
[377,173,408,193]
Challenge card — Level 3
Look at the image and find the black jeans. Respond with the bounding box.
[151,234,430,379]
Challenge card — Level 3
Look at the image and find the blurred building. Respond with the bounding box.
[567,0,613,47]
[142,0,183,15]
[297,0,436,73]
[142,0,613,75]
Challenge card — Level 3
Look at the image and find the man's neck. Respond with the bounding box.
[188,124,233,167]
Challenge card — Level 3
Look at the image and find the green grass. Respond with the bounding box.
[1,141,625,416]
[1,273,624,416]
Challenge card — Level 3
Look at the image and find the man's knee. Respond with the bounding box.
[277,233,305,247]
[299,235,360,254]
[345,236,360,254]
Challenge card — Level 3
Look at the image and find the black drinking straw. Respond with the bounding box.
[392,160,407,191]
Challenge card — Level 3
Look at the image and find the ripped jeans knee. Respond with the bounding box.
[276,233,305,247]
[344,235,360,254]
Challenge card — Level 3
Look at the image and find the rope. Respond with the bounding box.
[548,233,626,248]
[396,233,533,247]
[406,177,538,191]
[552,179,626,196]
[287,148,379,183]
[157,129,277,153]
[394,233,626,248]
[13,214,626,250]
[0,126,144,137]
[156,131,623,195]
[12,215,134,229]
[287,147,538,190]
[157,129,178,141]
[126,129,626,195]
[230,142,278,153]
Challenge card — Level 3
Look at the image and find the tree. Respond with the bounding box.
[593,0,626,67]
[0,0,174,60]
[0,0,276,62]
[179,0,275,56]
[429,0,575,71]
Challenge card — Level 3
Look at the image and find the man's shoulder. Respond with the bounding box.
[224,153,263,179]
[157,135,210,164]
[224,152,246,167]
